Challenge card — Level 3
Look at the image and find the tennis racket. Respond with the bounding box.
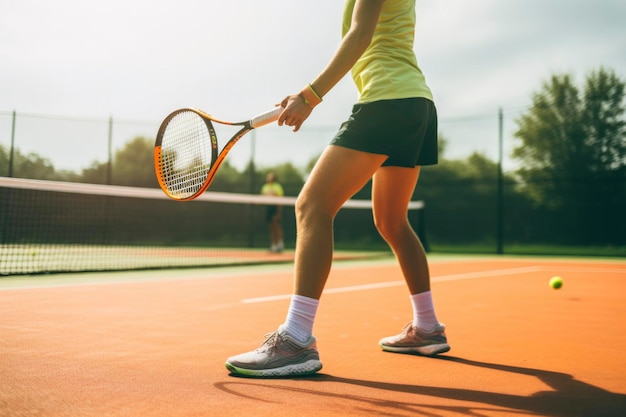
[154,106,282,201]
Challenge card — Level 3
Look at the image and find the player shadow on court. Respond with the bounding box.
[217,356,626,416]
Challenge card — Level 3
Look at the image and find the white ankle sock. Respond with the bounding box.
[283,294,319,344]
[411,291,439,332]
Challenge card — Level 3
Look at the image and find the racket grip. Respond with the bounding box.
[250,106,282,128]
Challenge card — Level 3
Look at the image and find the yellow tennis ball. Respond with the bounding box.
[549,276,563,289]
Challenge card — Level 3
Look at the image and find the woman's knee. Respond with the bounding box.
[295,194,333,226]
[294,194,309,221]
[374,213,410,243]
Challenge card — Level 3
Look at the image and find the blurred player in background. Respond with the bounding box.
[261,172,284,253]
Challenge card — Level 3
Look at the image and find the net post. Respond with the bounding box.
[496,107,504,255]
[8,110,16,177]
[107,115,113,185]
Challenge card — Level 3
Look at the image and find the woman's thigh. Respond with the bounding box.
[298,145,387,216]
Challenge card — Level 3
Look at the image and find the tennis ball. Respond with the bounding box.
[549,276,563,289]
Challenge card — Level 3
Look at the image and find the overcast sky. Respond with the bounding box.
[1,0,625,172]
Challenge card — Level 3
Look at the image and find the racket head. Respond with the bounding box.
[154,109,218,201]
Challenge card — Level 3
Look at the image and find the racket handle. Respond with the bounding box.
[250,106,282,128]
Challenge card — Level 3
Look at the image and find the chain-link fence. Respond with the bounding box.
[2,109,624,256]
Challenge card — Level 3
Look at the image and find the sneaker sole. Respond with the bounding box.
[225,359,322,378]
[380,343,450,356]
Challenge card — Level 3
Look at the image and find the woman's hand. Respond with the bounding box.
[278,93,314,132]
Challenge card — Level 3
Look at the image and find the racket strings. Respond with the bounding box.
[159,111,214,198]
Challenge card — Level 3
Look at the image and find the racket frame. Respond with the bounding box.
[154,107,280,201]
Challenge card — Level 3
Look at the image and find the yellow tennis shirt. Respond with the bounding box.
[342,0,433,103]
[261,182,284,197]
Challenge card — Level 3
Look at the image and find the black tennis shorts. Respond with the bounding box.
[330,97,438,167]
[266,205,279,222]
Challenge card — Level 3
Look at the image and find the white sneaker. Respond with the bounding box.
[225,326,322,377]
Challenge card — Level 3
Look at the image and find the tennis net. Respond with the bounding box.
[0,177,424,275]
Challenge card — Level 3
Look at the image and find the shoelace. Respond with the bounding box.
[257,331,282,352]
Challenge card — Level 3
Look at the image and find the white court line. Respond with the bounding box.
[241,266,543,304]
[539,267,626,274]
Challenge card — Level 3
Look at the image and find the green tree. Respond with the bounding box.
[513,67,626,244]
[79,160,108,184]
[0,145,55,180]
[0,144,10,176]
[111,136,157,187]
[76,137,156,186]
[416,151,509,245]
[211,160,253,193]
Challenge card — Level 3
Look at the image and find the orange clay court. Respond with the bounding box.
[1,255,625,417]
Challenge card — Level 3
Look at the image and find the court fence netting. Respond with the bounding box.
[0,177,424,275]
